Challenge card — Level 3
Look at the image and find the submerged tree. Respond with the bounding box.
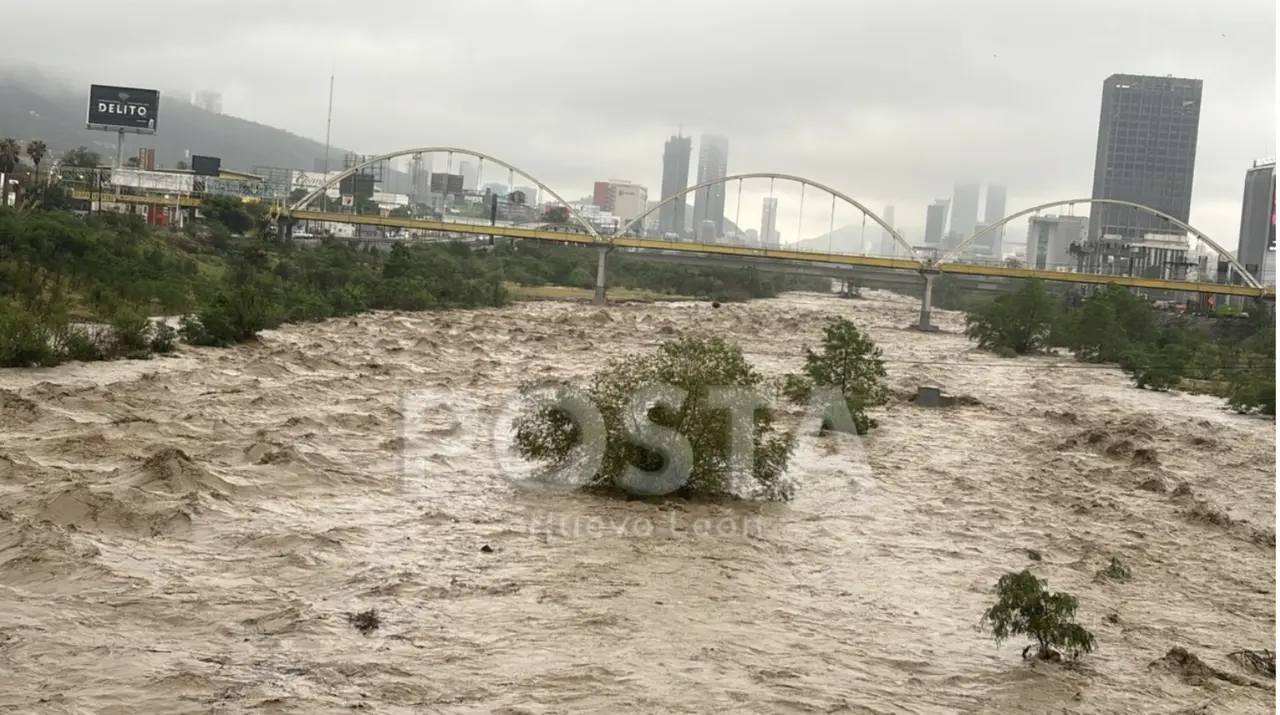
[513,335,795,501]
[782,316,887,435]
[1225,325,1276,415]
[981,569,1096,662]
[964,279,1058,355]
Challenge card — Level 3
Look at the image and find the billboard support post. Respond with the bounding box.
[86,84,160,175]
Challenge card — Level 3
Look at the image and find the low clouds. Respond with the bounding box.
[2,0,1274,243]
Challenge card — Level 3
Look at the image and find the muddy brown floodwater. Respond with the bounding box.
[0,291,1274,714]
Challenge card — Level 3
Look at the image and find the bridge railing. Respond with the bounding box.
[50,167,291,202]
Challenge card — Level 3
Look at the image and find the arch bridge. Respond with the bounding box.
[278,146,1274,319]
[615,172,913,259]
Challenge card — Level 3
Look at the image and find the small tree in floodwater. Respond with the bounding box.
[980,569,1096,662]
[513,335,796,501]
[781,316,887,435]
[964,279,1058,355]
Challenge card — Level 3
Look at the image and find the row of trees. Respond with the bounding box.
[0,205,512,365]
[0,201,827,367]
[963,280,1275,414]
[0,138,47,207]
[495,242,825,302]
[1,139,108,213]
[0,138,49,176]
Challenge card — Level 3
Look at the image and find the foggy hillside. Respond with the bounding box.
[0,66,348,175]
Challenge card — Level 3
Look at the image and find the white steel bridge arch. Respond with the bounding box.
[942,198,1262,290]
[286,146,604,242]
[614,173,916,259]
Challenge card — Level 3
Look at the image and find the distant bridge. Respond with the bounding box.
[287,209,1271,301]
[61,145,1275,330]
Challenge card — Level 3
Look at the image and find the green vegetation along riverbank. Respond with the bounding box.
[962,279,1274,415]
[0,205,827,368]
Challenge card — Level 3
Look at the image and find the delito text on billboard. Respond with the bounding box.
[86,84,160,133]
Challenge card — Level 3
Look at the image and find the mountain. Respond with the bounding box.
[797,224,904,255]
[0,66,348,174]
[800,222,1028,257]
[683,211,741,236]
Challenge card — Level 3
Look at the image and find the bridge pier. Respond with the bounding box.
[912,269,942,332]
[837,276,861,299]
[593,244,609,306]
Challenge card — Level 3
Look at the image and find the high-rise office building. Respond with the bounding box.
[950,179,981,241]
[1088,74,1203,250]
[760,197,780,247]
[659,134,692,235]
[924,199,950,245]
[982,184,1007,255]
[879,204,897,255]
[1235,159,1276,285]
[592,181,610,209]
[692,134,730,237]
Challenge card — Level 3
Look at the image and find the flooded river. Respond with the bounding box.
[0,291,1274,714]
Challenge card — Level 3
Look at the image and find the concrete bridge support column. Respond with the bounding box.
[913,269,942,332]
[593,244,609,305]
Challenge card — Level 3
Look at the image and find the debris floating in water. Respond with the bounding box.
[347,608,380,636]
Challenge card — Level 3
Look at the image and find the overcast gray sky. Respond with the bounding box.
[3,0,1276,248]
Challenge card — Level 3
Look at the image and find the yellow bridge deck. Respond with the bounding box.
[291,210,1275,298]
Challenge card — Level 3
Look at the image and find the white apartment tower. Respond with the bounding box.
[760,197,780,247]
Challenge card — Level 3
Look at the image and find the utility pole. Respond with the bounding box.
[322,73,334,213]
[489,192,499,245]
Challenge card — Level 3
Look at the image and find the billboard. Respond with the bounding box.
[191,155,221,177]
[430,172,464,195]
[339,173,376,199]
[87,84,160,133]
[109,168,195,193]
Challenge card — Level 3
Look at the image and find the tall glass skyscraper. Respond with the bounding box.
[1236,159,1276,285]
[692,134,730,237]
[1088,73,1203,248]
[659,134,692,236]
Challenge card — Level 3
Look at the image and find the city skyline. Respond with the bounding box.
[4,0,1271,247]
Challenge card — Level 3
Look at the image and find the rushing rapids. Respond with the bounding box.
[0,290,1273,713]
